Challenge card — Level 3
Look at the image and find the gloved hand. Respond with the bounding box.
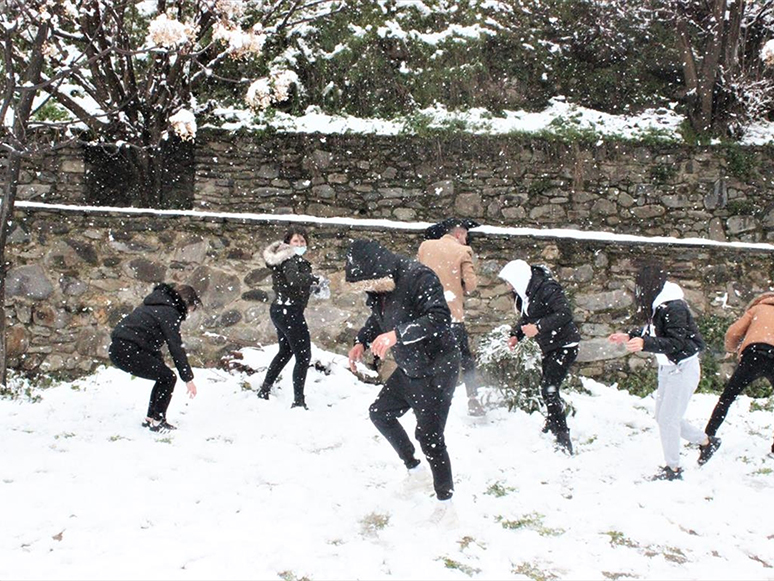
[311,275,331,300]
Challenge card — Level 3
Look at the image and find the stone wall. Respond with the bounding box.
[16,132,774,243]
[191,132,774,242]
[7,205,774,383]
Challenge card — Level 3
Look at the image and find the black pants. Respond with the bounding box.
[263,304,311,402]
[369,357,460,500]
[705,343,774,437]
[109,338,176,421]
[451,323,478,397]
[541,345,578,436]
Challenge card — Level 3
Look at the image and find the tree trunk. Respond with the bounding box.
[0,21,50,390]
[0,151,21,391]
[132,145,165,207]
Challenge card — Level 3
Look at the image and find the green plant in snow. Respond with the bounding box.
[278,571,312,581]
[512,561,558,581]
[750,397,774,412]
[477,325,576,418]
[496,512,565,536]
[438,557,481,577]
[359,511,390,536]
[485,481,516,498]
[604,530,638,548]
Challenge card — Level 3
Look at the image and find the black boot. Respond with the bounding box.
[257,385,270,400]
[291,399,308,410]
[555,430,573,456]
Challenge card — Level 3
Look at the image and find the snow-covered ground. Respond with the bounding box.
[2,344,773,580]
[209,97,774,145]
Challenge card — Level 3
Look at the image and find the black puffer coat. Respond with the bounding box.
[504,265,581,355]
[628,281,705,364]
[346,239,459,378]
[111,283,194,381]
[264,241,316,309]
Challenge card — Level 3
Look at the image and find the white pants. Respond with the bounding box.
[654,356,706,469]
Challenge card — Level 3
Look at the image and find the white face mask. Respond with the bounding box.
[294,246,307,256]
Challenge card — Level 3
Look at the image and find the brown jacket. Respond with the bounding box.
[417,234,477,322]
[725,292,774,357]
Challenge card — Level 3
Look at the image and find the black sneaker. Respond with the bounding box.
[698,436,721,466]
[291,400,308,410]
[650,466,683,481]
[144,419,177,433]
[257,387,270,400]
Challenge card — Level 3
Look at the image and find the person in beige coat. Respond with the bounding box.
[700,291,774,464]
[418,218,483,416]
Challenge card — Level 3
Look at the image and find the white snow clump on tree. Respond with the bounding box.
[212,22,266,59]
[762,39,774,67]
[169,109,197,141]
[245,69,299,110]
[147,14,196,48]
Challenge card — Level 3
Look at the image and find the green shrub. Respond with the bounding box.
[613,366,657,398]
[724,145,758,181]
[476,324,577,418]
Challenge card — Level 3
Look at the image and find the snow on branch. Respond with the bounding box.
[169,108,197,141]
[146,14,197,49]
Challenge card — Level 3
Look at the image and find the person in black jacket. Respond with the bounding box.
[608,261,711,481]
[258,226,323,409]
[498,260,580,455]
[346,239,460,522]
[109,283,201,432]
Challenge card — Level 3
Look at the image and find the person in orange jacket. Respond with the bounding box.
[417,218,483,416]
[700,291,774,464]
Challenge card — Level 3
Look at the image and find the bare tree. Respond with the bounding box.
[15,0,341,207]
[671,0,774,135]
[0,8,52,390]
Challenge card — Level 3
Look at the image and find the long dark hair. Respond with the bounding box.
[283,226,309,245]
[634,261,667,323]
[174,284,202,313]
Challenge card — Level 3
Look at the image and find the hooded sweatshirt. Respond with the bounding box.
[724,292,774,356]
[111,283,194,382]
[498,260,580,355]
[346,239,458,377]
[629,280,705,365]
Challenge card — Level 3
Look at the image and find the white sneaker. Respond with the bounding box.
[428,499,459,528]
[399,463,433,498]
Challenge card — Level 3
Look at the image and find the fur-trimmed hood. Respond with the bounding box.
[263,240,297,266]
[345,239,399,293]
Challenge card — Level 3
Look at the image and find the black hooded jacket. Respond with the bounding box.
[511,266,581,355]
[264,240,316,309]
[111,283,194,382]
[346,240,459,378]
[627,282,705,364]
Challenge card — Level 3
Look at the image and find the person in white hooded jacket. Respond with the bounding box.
[498,259,580,455]
[608,262,711,481]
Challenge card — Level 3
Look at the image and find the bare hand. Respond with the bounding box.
[348,343,365,373]
[507,336,519,350]
[521,324,538,338]
[371,331,398,359]
[608,332,629,344]
[625,337,645,353]
[186,381,197,398]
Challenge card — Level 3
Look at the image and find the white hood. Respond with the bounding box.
[649,280,685,367]
[498,260,532,314]
[652,280,684,313]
